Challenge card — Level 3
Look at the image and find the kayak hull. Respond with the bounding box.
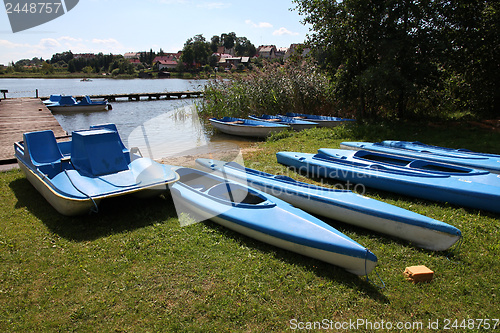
[341,141,500,174]
[276,150,500,214]
[169,167,377,275]
[209,117,289,138]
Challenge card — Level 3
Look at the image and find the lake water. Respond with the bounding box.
[1,78,252,164]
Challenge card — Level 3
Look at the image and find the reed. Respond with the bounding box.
[197,62,342,120]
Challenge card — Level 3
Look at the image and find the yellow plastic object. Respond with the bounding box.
[404,265,434,283]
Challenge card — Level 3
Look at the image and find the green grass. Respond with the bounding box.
[1,121,499,332]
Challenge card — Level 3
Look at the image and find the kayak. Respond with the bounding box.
[285,112,356,127]
[340,141,500,174]
[276,149,500,214]
[169,167,378,275]
[196,158,462,250]
[209,117,289,138]
[248,115,318,130]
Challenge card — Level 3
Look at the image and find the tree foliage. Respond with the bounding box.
[50,51,73,65]
[181,34,211,68]
[181,32,257,69]
[294,0,498,119]
[64,53,114,73]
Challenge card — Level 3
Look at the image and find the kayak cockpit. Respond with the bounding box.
[353,150,485,175]
[175,167,275,207]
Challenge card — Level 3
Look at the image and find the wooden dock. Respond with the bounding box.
[40,91,203,102]
[0,98,66,165]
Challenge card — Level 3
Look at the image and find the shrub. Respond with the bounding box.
[197,62,342,119]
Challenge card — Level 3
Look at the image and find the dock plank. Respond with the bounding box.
[0,98,66,162]
[40,91,203,102]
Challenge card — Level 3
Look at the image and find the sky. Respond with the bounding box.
[0,0,312,65]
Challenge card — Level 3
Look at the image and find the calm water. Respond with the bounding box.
[1,78,252,162]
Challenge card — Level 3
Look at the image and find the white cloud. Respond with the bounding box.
[0,36,128,64]
[59,36,83,43]
[38,38,61,49]
[273,27,299,36]
[245,19,273,28]
[91,38,121,46]
[0,40,29,49]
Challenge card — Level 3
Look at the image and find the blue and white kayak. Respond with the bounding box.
[169,167,377,275]
[277,149,500,214]
[285,112,356,127]
[248,115,318,130]
[196,159,462,251]
[341,141,500,174]
[14,124,179,216]
[209,117,289,138]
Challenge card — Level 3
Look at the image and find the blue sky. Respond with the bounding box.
[0,0,311,65]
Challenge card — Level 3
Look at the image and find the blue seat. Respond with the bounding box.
[71,128,129,177]
[23,130,63,177]
[90,123,130,163]
[78,96,92,105]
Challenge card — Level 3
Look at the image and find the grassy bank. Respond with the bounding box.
[1,121,499,332]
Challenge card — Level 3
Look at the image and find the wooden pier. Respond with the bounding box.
[40,91,203,102]
[0,98,66,166]
[0,91,203,168]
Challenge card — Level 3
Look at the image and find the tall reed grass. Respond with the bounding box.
[197,62,342,119]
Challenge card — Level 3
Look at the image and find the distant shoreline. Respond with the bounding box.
[0,72,216,80]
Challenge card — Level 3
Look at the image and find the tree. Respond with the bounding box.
[181,34,211,69]
[68,60,76,73]
[140,49,156,66]
[41,62,54,74]
[235,37,256,57]
[295,0,445,118]
[294,0,498,119]
[50,51,73,65]
[439,0,499,117]
[210,35,220,53]
[221,32,236,50]
[82,66,93,74]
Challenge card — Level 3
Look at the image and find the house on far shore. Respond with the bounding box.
[284,44,311,60]
[217,46,235,56]
[153,53,181,70]
[276,47,289,58]
[218,56,250,70]
[257,45,277,59]
[129,58,142,66]
[124,52,140,59]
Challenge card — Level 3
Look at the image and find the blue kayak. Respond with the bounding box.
[248,115,318,130]
[276,149,500,214]
[14,124,179,215]
[209,117,289,138]
[196,158,461,250]
[169,167,377,275]
[341,141,500,174]
[285,112,356,127]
